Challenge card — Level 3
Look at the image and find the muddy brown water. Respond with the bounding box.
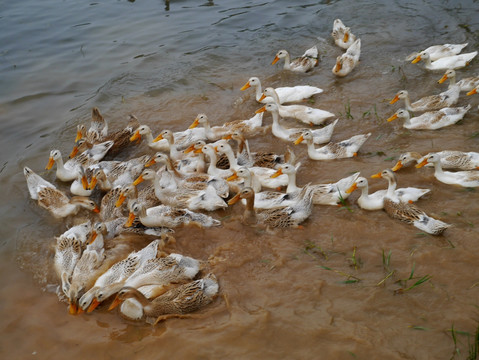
[1,0,479,359]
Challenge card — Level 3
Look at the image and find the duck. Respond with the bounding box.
[196,144,234,179]
[131,124,207,152]
[405,43,469,62]
[69,139,114,160]
[69,166,93,196]
[188,112,266,140]
[272,164,360,206]
[228,186,315,229]
[294,129,371,160]
[133,169,227,211]
[78,239,161,312]
[59,221,92,245]
[54,234,83,299]
[153,129,191,162]
[332,38,361,77]
[416,153,479,187]
[88,155,150,188]
[271,45,319,73]
[438,69,479,92]
[227,167,263,193]
[389,87,460,113]
[260,87,335,126]
[375,170,450,235]
[45,149,96,182]
[24,166,100,218]
[411,50,477,70]
[75,107,109,143]
[393,151,479,171]
[109,273,219,324]
[256,103,338,144]
[115,184,159,213]
[331,19,357,49]
[125,201,222,229]
[387,105,471,130]
[240,77,323,104]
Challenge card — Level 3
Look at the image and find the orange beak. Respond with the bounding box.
[189,118,199,129]
[88,176,97,190]
[255,105,266,114]
[240,81,251,91]
[411,55,422,64]
[466,88,477,96]
[222,134,233,140]
[46,157,55,170]
[115,193,126,207]
[194,148,203,154]
[108,296,122,311]
[370,172,382,179]
[68,301,77,315]
[387,113,398,122]
[77,306,84,315]
[226,172,238,182]
[258,94,267,103]
[227,192,241,205]
[271,56,280,65]
[133,175,144,186]
[438,73,448,84]
[88,231,97,245]
[214,146,219,153]
[92,205,100,213]
[415,158,428,168]
[125,212,136,227]
[75,130,83,143]
[294,135,304,145]
[346,183,357,194]
[87,298,100,313]
[334,60,342,72]
[130,130,141,142]
[69,146,79,158]
[184,144,196,154]
[145,158,156,167]
[391,161,403,172]
[153,133,163,142]
[271,168,283,178]
[389,95,399,104]
[343,32,349,43]
[81,175,89,190]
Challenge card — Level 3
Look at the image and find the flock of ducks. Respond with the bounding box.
[23,19,479,324]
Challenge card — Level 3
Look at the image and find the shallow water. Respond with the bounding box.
[1,0,479,358]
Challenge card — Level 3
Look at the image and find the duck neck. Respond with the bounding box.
[122,287,151,308]
[403,95,413,112]
[144,131,156,147]
[386,178,397,197]
[286,171,300,193]
[243,195,257,223]
[206,151,219,174]
[223,148,239,171]
[283,53,291,70]
[358,184,370,200]
[254,83,263,102]
[196,154,206,173]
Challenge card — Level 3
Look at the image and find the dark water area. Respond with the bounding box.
[1,0,479,358]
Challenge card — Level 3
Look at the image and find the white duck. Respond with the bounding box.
[411,50,477,70]
[438,69,479,92]
[46,149,94,182]
[153,129,190,162]
[393,151,479,172]
[69,166,92,196]
[257,103,338,144]
[389,87,460,112]
[369,170,430,203]
[332,25,357,50]
[240,77,323,104]
[75,107,109,143]
[69,139,113,161]
[294,129,371,160]
[405,43,469,62]
[416,153,479,187]
[260,87,335,126]
[131,124,206,152]
[332,38,361,77]
[271,45,319,73]
[387,105,471,130]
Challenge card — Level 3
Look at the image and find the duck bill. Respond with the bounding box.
[81,175,89,190]
[133,175,144,186]
[45,157,55,170]
[345,183,357,194]
[108,296,122,311]
[255,105,266,114]
[227,192,241,205]
[77,306,84,315]
[334,61,342,72]
[387,113,398,122]
[222,134,233,140]
[271,56,280,65]
[183,144,196,154]
[125,212,136,227]
[391,161,403,172]
[189,118,199,129]
[411,55,422,64]
[75,130,83,143]
[370,172,382,179]
[271,168,283,178]
[115,193,126,207]
[153,133,163,142]
[130,130,141,142]
[438,74,448,84]
[87,298,100,313]
[194,148,203,154]
[214,146,219,153]
[466,88,477,96]
[69,146,79,158]
[293,135,304,145]
[343,32,349,43]
[92,205,100,213]
[68,301,77,315]
[88,176,97,190]
[240,81,251,91]
[145,158,156,167]
[88,231,98,245]
[226,172,238,182]
[389,95,399,104]
[415,158,428,168]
